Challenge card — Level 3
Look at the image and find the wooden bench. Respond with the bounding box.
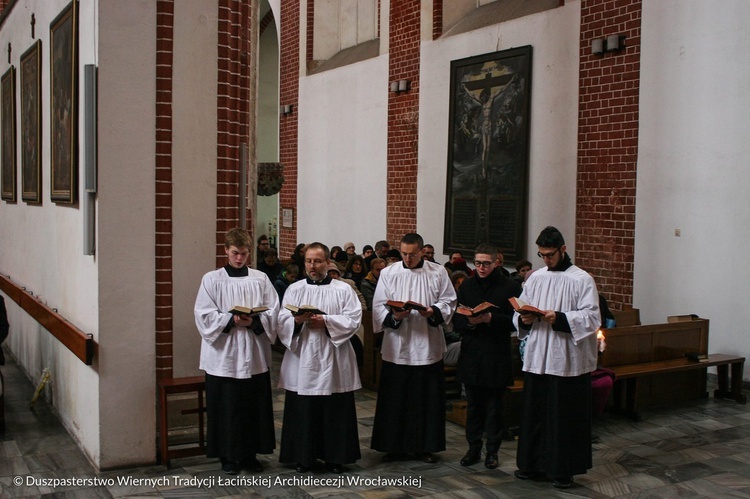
[0,369,5,432]
[157,376,206,466]
[600,318,745,420]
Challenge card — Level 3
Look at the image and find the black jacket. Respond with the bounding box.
[453,269,521,387]
[0,296,9,365]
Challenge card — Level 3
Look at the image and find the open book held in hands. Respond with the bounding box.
[285,304,327,316]
[229,305,269,316]
[509,297,545,317]
[455,301,498,317]
[385,300,428,312]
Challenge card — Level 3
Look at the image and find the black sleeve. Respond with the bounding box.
[553,311,572,334]
[250,317,265,336]
[427,305,445,327]
[221,316,234,334]
[383,311,403,330]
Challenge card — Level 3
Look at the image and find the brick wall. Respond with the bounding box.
[216,0,253,266]
[277,1,300,259]
[576,0,642,309]
[386,0,422,244]
[155,0,174,379]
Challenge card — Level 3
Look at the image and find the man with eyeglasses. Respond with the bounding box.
[512,226,600,490]
[371,233,457,463]
[452,244,521,470]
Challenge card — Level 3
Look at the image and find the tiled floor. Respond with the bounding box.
[1,349,750,498]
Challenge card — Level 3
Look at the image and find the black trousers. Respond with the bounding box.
[464,384,506,454]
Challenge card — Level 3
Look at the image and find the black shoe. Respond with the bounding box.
[514,469,544,480]
[222,461,241,475]
[417,452,438,463]
[326,462,344,474]
[553,477,573,489]
[484,454,499,469]
[460,449,482,466]
[382,453,401,462]
[242,456,263,473]
[296,463,310,473]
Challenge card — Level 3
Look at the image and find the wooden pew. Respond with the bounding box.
[361,310,382,391]
[600,318,746,420]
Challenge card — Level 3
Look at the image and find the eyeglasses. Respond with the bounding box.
[537,249,560,260]
[473,260,494,268]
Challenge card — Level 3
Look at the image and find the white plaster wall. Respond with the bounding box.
[0,0,101,465]
[419,1,581,261]
[256,20,280,252]
[97,0,156,467]
[635,0,750,379]
[297,55,389,249]
[172,0,218,378]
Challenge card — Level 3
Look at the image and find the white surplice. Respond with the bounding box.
[277,278,362,395]
[372,261,457,366]
[194,268,279,378]
[512,264,600,376]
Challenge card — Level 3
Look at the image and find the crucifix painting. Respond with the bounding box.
[444,46,532,261]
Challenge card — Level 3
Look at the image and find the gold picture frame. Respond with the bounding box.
[20,41,42,204]
[1,66,16,202]
[50,0,79,204]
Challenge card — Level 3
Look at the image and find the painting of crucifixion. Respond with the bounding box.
[444,46,532,261]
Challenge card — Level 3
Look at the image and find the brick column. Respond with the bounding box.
[216,0,254,266]
[277,1,300,259]
[155,0,174,380]
[576,0,642,308]
[386,0,421,243]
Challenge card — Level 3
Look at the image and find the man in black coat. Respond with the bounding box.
[453,243,521,469]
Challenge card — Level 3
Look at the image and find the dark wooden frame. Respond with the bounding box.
[1,66,16,202]
[20,40,42,203]
[50,0,78,204]
[444,46,532,261]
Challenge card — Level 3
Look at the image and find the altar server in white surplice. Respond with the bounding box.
[194,228,279,475]
[370,233,457,464]
[277,242,362,474]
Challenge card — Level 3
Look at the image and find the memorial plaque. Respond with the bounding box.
[444,47,532,261]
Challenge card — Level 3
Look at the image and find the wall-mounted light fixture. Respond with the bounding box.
[389,79,410,93]
[591,34,626,55]
[605,34,626,52]
[591,38,604,55]
[280,104,293,115]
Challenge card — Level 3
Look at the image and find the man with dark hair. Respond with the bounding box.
[422,244,437,263]
[277,242,362,474]
[194,228,279,474]
[365,240,391,268]
[513,226,600,489]
[453,243,521,469]
[371,233,457,463]
[256,234,270,266]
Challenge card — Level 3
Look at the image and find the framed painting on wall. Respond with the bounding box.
[50,0,79,204]
[20,40,42,204]
[443,46,532,262]
[1,66,16,202]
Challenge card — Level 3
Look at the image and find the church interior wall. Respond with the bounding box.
[171,0,219,379]
[418,1,581,261]
[634,0,750,380]
[0,0,103,466]
[255,19,281,251]
[96,0,157,468]
[296,53,389,250]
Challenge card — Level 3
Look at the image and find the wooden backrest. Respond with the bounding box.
[600,318,709,367]
[612,308,641,327]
